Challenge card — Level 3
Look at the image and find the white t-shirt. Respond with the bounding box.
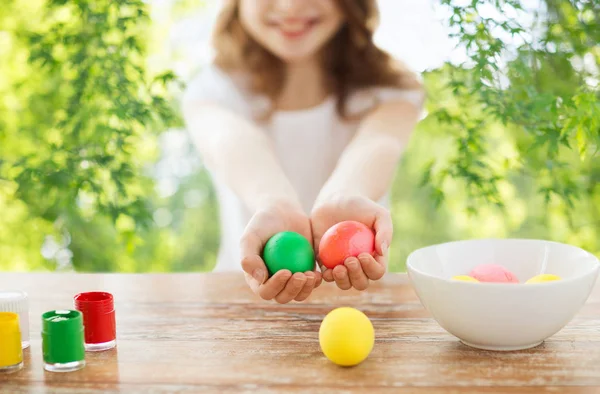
[184,65,424,271]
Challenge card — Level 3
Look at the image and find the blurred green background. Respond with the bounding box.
[0,0,598,272]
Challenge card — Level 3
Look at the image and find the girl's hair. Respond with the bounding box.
[213,0,422,119]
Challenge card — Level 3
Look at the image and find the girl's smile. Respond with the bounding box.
[266,17,321,40]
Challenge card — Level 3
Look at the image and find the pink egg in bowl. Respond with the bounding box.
[469,263,520,283]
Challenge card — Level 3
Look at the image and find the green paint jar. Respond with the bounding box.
[42,310,86,372]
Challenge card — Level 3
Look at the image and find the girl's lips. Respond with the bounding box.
[269,18,319,40]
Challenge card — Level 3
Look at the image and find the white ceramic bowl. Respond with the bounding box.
[407,239,599,351]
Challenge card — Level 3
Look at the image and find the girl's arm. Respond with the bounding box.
[183,102,300,212]
[183,100,322,303]
[316,99,421,205]
[311,99,422,290]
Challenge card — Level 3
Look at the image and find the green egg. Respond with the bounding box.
[262,231,315,276]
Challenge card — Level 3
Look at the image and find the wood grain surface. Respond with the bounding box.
[0,273,599,394]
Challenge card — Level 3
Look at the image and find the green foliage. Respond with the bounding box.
[0,0,598,272]
[0,0,216,272]
[2,0,177,226]
[426,0,599,210]
[390,0,599,268]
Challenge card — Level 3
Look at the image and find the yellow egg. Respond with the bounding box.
[526,274,562,284]
[452,275,479,282]
[319,307,374,367]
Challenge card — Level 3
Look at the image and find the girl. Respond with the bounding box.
[182,0,424,303]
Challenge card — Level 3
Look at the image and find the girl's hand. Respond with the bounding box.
[311,194,391,291]
[241,199,323,303]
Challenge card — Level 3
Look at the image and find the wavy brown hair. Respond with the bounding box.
[213,0,422,119]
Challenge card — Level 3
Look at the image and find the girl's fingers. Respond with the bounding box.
[294,272,316,302]
[359,253,386,281]
[374,253,388,276]
[345,257,369,290]
[274,272,307,304]
[312,270,324,289]
[332,265,352,290]
[258,270,292,300]
[240,231,264,261]
[322,268,335,282]
[241,255,268,290]
[243,272,259,294]
[240,230,271,293]
[373,209,393,256]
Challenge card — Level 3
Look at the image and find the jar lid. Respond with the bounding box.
[0,291,29,349]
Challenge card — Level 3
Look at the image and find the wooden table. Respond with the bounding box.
[1,273,599,393]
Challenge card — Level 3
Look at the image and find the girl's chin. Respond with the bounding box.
[278,53,318,64]
[270,46,321,64]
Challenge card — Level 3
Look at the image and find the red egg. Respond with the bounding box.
[318,221,375,269]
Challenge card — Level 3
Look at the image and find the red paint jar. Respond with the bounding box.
[74,292,116,351]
